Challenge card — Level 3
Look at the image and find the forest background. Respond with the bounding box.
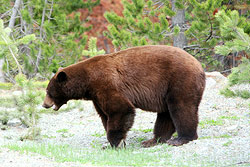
[0,0,249,82]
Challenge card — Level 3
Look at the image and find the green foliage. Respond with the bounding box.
[220,58,250,99]
[220,87,235,98]
[215,10,250,55]
[0,19,36,75]
[14,74,43,125]
[14,74,44,139]
[220,87,250,99]
[0,82,13,90]
[104,0,173,49]
[1,0,100,79]
[104,0,249,71]
[82,37,105,57]
[228,58,250,86]
[185,0,224,69]
[237,90,250,99]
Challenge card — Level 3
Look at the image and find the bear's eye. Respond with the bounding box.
[47,92,53,98]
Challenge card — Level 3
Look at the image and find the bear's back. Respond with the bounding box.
[65,45,205,112]
[88,45,205,112]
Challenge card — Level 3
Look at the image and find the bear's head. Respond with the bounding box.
[43,71,69,111]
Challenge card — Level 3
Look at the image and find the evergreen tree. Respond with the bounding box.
[104,0,173,50]
[0,19,35,81]
[215,10,250,56]
[0,0,100,80]
[104,0,250,70]
[184,0,225,68]
[82,37,105,58]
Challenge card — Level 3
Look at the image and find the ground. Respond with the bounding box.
[0,75,249,166]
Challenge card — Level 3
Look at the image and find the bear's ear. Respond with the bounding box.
[56,71,67,83]
[58,67,63,71]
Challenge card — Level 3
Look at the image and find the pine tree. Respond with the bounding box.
[104,0,250,71]
[0,0,100,80]
[0,19,36,81]
[104,0,173,50]
[184,0,249,69]
[184,0,225,68]
[215,10,250,56]
[82,37,105,58]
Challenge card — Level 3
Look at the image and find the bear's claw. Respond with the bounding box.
[141,138,158,148]
[167,138,190,146]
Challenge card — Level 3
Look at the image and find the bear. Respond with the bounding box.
[43,45,206,148]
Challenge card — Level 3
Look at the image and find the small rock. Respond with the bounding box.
[226,125,238,132]
[7,118,22,127]
[206,77,217,89]
[205,72,228,88]
[12,90,22,96]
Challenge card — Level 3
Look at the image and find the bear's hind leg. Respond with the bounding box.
[167,101,199,146]
[142,112,175,148]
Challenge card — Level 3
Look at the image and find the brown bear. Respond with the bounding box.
[43,45,206,148]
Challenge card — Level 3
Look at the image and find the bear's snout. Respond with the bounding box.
[43,94,54,109]
[42,103,51,109]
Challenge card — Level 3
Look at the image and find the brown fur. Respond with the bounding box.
[43,45,206,147]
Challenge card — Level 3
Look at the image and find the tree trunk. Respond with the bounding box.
[9,0,22,29]
[0,0,22,82]
[171,0,187,48]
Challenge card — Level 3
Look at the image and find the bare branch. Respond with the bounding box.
[1,34,22,74]
[9,0,22,29]
[36,0,48,72]
[0,9,12,19]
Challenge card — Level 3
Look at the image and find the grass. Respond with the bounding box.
[200,134,232,140]
[91,131,106,137]
[199,119,224,128]
[220,88,250,99]
[199,115,240,129]
[56,128,74,138]
[218,115,240,120]
[4,141,233,166]
[5,142,172,166]
[56,129,69,133]
[131,128,153,133]
[42,135,56,139]
[223,140,233,147]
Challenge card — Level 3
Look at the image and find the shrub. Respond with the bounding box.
[228,58,250,86]
[0,82,13,90]
[14,74,44,139]
[220,58,250,99]
[220,88,250,99]
[220,87,235,98]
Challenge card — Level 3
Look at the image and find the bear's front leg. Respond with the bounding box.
[97,91,135,148]
[107,111,135,148]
